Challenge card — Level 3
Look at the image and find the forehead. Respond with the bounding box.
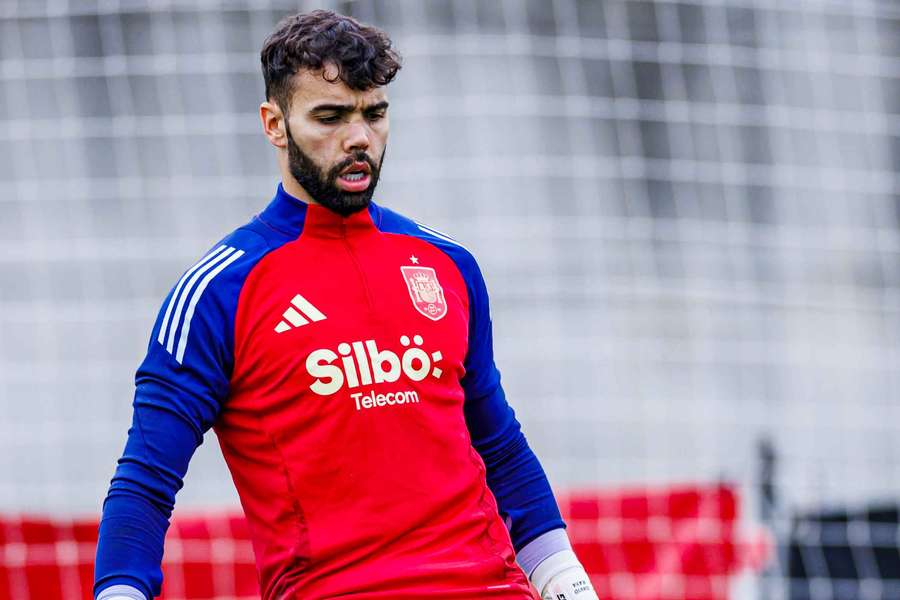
[289,67,387,111]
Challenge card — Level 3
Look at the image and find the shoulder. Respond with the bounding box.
[151,220,283,365]
[177,221,275,303]
[372,203,483,285]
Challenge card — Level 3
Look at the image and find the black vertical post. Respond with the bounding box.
[758,437,780,600]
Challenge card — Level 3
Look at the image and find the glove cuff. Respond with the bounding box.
[530,548,581,594]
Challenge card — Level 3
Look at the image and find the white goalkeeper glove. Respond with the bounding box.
[530,549,599,600]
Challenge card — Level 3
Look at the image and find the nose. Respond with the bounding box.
[342,120,370,153]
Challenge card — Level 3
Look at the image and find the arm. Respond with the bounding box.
[463,378,566,554]
[461,257,598,598]
[94,365,225,598]
[94,246,242,599]
[460,255,565,551]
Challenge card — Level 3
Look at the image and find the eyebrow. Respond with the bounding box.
[363,101,390,113]
[309,101,390,115]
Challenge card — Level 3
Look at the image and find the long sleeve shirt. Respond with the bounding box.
[95,184,566,599]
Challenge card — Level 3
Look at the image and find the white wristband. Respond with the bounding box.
[96,584,147,600]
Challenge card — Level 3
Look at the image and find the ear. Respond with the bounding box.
[260,101,287,149]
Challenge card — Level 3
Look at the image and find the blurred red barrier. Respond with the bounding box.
[0,483,768,599]
[558,484,770,600]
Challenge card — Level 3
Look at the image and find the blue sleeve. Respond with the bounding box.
[459,256,566,551]
[94,242,253,599]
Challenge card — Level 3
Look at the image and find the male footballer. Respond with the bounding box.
[94,10,597,600]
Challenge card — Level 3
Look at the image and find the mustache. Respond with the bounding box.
[329,151,378,179]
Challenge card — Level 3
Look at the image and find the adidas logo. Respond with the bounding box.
[275,294,326,333]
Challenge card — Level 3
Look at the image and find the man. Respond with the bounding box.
[94,10,597,600]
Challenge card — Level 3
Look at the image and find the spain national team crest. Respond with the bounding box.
[401,266,447,321]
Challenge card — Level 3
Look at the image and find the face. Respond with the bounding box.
[280,65,390,216]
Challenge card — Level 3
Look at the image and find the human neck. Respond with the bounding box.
[279,172,317,206]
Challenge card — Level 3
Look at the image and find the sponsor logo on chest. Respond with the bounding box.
[305,335,443,411]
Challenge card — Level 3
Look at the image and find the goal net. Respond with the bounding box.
[0,1,897,598]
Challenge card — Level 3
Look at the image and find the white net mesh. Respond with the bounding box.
[1,1,898,598]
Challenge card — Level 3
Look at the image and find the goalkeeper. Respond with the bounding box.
[94,9,597,600]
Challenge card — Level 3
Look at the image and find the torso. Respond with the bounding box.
[213,203,531,599]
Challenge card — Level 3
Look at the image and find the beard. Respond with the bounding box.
[284,121,384,217]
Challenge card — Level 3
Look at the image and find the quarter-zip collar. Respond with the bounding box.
[257,182,380,240]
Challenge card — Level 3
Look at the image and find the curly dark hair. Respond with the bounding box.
[260,9,402,112]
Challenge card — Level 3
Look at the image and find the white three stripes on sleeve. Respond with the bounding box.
[156,244,245,364]
[164,247,236,355]
[158,245,228,346]
[416,222,469,252]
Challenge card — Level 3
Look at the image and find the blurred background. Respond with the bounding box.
[1,0,899,599]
